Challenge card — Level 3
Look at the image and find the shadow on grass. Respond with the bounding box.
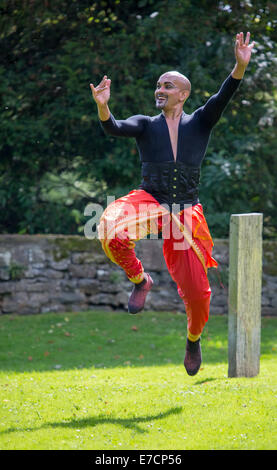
[193,377,219,385]
[0,406,182,436]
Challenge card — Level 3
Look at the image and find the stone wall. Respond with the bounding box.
[0,234,276,316]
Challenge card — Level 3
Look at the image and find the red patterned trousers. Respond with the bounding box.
[98,189,217,341]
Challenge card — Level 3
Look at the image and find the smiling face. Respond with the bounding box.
[155,71,191,111]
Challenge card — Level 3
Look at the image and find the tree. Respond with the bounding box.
[0,0,276,236]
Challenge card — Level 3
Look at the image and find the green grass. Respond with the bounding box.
[0,310,276,450]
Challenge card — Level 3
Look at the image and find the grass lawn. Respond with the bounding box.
[0,310,276,450]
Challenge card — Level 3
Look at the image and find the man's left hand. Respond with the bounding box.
[235,31,255,68]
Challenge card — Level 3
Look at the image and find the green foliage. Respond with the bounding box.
[0,0,276,236]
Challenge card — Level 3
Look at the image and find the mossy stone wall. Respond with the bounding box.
[0,235,276,316]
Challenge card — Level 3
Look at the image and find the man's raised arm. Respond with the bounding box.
[198,31,255,127]
[90,75,146,137]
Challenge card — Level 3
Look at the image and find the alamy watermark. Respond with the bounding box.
[83,196,193,251]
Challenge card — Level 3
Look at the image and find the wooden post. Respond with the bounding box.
[228,213,263,378]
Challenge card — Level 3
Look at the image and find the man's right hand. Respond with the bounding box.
[90,75,111,106]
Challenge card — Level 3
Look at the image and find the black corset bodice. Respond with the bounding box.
[139,161,200,209]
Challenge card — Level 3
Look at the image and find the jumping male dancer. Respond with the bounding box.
[90,32,255,375]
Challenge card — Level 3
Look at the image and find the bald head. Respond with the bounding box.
[159,71,191,97]
[155,70,191,111]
